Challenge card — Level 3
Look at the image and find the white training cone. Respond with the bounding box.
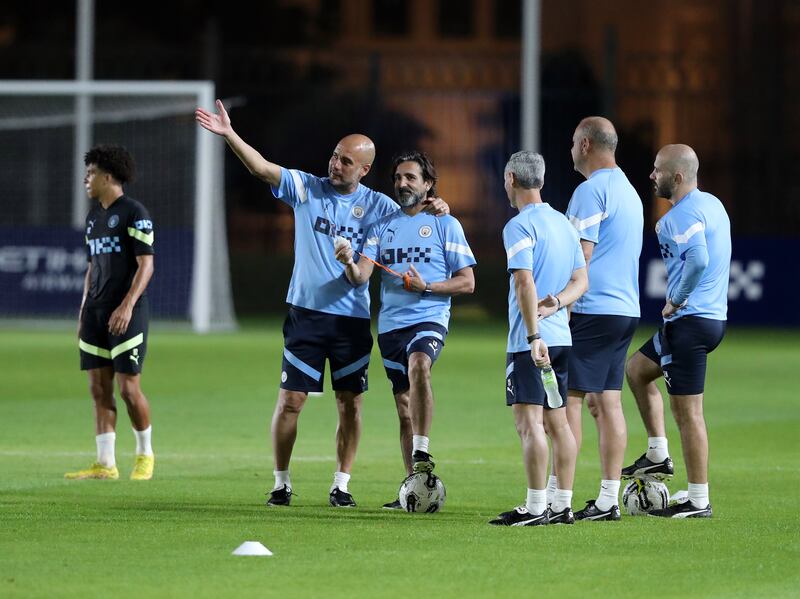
[232,541,273,556]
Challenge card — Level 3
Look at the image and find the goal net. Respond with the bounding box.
[0,80,235,332]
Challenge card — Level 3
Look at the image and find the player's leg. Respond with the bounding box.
[67,306,119,480]
[585,389,626,513]
[65,366,121,480]
[625,350,667,439]
[621,333,674,480]
[408,351,433,435]
[333,389,363,476]
[490,352,549,526]
[544,405,576,523]
[651,392,710,518]
[271,389,309,472]
[110,300,153,480]
[404,325,446,473]
[117,373,154,480]
[328,313,372,507]
[393,390,413,476]
[650,318,724,518]
[269,308,324,506]
[377,329,414,478]
[670,393,708,484]
[90,367,117,435]
[565,392,584,454]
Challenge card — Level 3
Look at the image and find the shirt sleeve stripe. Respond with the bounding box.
[505,237,533,260]
[127,227,154,246]
[445,242,474,258]
[289,169,308,203]
[672,221,705,244]
[568,211,607,231]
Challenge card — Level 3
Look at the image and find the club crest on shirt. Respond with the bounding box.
[655,221,662,235]
[352,206,365,219]
[108,214,119,229]
[419,225,432,238]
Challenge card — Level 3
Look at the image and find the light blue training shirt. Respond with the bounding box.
[361,211,476,334]
[565,167,643,317]
[655,188,731,322]
[272,168,398,319]
[503,202,586,352]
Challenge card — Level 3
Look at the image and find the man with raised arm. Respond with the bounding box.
[195,101,447,507]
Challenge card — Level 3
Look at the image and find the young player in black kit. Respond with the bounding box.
[65,145,156,481]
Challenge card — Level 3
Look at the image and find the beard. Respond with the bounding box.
[656,180,675,199]
[397,188,425,208]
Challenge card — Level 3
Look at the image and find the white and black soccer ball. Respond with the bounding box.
[622,478,670,515]
[398,472,446,513]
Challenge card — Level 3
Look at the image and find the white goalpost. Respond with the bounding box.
[0,80,236,332]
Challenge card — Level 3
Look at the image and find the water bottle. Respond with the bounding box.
[540,365,562,408]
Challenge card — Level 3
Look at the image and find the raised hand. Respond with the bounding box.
[195,99,233,137]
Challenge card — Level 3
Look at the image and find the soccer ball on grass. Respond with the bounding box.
[398,472,446,513]
[622,478,669,515]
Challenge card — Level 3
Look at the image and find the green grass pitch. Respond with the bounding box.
[1,322,798,598]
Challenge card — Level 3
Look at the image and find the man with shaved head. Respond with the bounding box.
[623,145,730,518]
[196,101,447,508]
[561,116,644,521]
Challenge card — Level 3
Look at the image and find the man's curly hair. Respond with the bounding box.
[84,144,136,184]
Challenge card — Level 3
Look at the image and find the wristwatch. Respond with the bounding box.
[526,333,541,344]
[421,283,432,298]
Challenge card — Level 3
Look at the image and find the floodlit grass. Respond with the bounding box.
[1,322,798,598]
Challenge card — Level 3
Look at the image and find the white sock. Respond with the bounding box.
[688,482,709,508]
[546,475,558,505]
[412,435,429,454]
[646,437,669,462]
[331,471,351,493]
[96,432,116,468]
[551,489,573,513]
[273,470,291,491]
[132,425,153,456]
[525,488,547,515]
[595,479,621,511]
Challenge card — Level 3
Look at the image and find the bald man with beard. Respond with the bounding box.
[623,144,730,518]
[196,101,448,508]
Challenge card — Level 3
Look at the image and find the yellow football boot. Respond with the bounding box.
[130,455,155,480]
[64,462,119,480]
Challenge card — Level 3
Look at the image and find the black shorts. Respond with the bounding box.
[377,322,448,394]
[506,346,569,408]
[281,306,373,394]
[638,316,726,396]
[79,298,148,375]
[568,313,639,393]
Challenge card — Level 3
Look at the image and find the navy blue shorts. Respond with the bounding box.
[638,316,726,396]
[377,322,447,394]
[80,298,148,375]
[568,313,639,393]
[505,346,569,408]
[281,306,373,394]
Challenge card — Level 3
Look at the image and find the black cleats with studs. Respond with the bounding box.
[266,485,293,507]
[489,506,549,526]
[412,450,435,473]
[621,454,675,481]
[650,499,712,518]
[574,500,621,521]
[329,487,357,507]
